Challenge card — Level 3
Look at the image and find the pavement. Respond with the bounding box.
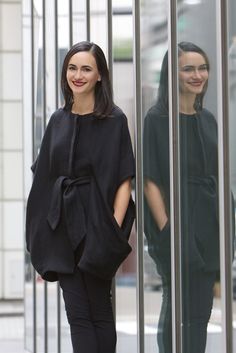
[0,300,27,353]
[0,294,236,353]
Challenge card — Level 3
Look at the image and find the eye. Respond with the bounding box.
[68,65,76,71]
[82,67,92,72]
[198,65,208,71]
[181,66,194,73]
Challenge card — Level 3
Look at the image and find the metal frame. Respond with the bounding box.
[133,1,145,352]
[69,0,73,47]
[107,0,113,82]
[30,1,37,352]
[86,0,91,41]
[42,3,48,351]
[53,2,62,352]
[216,0,233,352]
[168,1,183,353]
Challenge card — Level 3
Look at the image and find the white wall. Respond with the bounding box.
[0,0,24,299]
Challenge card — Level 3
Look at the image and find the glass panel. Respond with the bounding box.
[90,0,107,53]
[58,0,70,108]
[33,1,46,351]
[72,0,87,44]
[24,260,34,351]
[60,286,71,353]
[47,282,58,353]
[229,0,236,350]
[23,0,34,350]
[178,1,222,353]
[142,1,170,352]
[112,1,137,352]
[45,0,56,118]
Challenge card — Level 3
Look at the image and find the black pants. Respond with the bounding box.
[58,267,116,353]
[157,269,216,353]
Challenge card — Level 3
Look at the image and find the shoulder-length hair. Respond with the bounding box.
[157,41,210,113]
[61,41,114,118]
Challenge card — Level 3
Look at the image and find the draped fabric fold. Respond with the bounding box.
[47,175,91,250]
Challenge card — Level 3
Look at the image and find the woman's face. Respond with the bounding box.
[66,51,101,97]
[178,51,209,97]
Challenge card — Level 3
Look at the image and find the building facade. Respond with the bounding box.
[0,0,24,300]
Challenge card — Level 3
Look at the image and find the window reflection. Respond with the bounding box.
[229,1,236,350]
[143,42,235,353]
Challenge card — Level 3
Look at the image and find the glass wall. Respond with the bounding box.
[229,1,236,353]
[23,1,235,352]
[141,1,236,353]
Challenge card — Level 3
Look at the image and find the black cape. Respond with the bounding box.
[143,104,235,274]
[26,106,135,281]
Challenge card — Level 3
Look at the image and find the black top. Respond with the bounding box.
[181,113,205,176]
[26,106,135,281]
[143,104,225,273]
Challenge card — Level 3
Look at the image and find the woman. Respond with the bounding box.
[26,41,135,353]
[144,42,234,353]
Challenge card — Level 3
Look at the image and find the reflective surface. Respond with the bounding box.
[142,2,169,353]
[142,1,236,353]
[229,0,236,352]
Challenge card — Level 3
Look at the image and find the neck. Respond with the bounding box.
[72,93,95,115]
[179,94,196,115]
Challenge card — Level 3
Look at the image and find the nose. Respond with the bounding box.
[74,69,83,80]
[192,69,202,79]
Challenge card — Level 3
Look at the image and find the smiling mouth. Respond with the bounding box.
[72,81,86,87]
[188,81,203,86]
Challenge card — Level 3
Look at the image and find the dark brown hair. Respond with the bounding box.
[61,41,114,118]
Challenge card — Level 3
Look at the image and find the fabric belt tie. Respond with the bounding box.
[187,175,217,194]
[188,175,219,219]
[47,175,91,250]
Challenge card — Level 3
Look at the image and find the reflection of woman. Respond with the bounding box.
[144,42,234,353]
[26,41,135,353]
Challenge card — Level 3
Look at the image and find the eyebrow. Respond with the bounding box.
[68,63,93,69]
[181,64,208,69]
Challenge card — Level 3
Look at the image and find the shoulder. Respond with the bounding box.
[144,104,168,129]
[199,108,217,127]
[103,105,129,128]
[46,108,73,131]
[110,105,127,121]
[49,108,69,122]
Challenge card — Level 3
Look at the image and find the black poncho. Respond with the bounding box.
[26,106,135,281]
[143,104,235,274]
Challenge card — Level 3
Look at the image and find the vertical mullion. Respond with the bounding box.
[54,2,61,353]
[69,0,73,47]
[57,283,61,353]
[44,282,48,353]
[133,1,144,353]
[86,0,90,41]
[107,0,113,83]
[42,1,48,352]
[42,0,47,130]
[31,1,36,159]
[55,0,59,109]
[168,1,182,353]
[216,0,233,352]
[31,1,37,352]
[106,0,116,322]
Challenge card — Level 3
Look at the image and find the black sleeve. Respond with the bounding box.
[118,115,135,186]
[143,112,163,185]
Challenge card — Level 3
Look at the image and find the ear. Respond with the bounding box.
[97,74,101,82]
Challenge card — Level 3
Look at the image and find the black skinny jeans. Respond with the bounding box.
[157,269,216,353]
[58,267,116,353]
